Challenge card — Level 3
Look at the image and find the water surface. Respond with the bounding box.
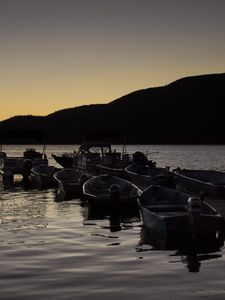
[1,145,225,299]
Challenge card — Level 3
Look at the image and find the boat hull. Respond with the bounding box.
[54,168,87,200]
[97,164,127,178]
[58,181,82,199]
[30,165,59,188]
[138,185,225,247]
[125,164,174,191]
[139,203,225,246]
[51,154,74,168]
[83,174,141,207]
[125,164,155,190]
[174,169,225,198]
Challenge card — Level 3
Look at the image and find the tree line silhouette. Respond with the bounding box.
[1,73,225,144]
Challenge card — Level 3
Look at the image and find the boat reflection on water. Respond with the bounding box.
[54,186,82,202]
[82,202,141,233]
[137,225,224,273]
[178,251,221,273]
[1,174,33,190]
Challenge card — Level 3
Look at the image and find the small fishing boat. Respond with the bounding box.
[0,147,48,182]
[51,153,75,168]
[54,168,88,199]
[173,168,225,198]
[97,149,157,179]
[138,184,225,245]
[83,174,141,206]
[138,226,223,273]
[97,152,131,178]
[30,164,60,188]
[125,164,173,190]
[139,223,224,252]
[0,130,48,182]
[52,142,112,173]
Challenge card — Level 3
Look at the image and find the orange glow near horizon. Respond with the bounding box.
[1,0,225,121]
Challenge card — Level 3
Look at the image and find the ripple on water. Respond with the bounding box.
[1,145,225,299]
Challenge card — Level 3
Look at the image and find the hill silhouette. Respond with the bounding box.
[1,73,225,144]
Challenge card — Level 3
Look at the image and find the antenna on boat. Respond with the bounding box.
[42,143,47,157]
[72,149,77,169]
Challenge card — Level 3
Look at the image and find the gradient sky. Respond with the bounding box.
[1,0,225,121]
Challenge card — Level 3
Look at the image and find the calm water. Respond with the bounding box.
[1,145,225,300]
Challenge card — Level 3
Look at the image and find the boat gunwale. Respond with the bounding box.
[173,168,225,188]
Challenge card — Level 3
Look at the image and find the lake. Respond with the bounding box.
[1,144,225,300]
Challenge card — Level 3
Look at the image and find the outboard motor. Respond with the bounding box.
[187,197,202,216]
[109,184,120,200]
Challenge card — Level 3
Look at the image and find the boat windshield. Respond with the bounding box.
[78,143,112,155]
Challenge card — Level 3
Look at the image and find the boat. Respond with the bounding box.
[76,142,112,173]
[96,143,141,178]
[138,184,225,245]
[83,174,141,206]
[138,226,223,273]
[52,142,112,174]
[97,152,132,178]
[30,164,60,188]
[0,130,48,182]
[173,168,225,198]
[125,163,173,191]
[51,153,75,168]
[0,147,48,182]
[54,168,88,199]
[139,223,224,252]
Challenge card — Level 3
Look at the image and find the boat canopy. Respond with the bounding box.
[78,143,112,154]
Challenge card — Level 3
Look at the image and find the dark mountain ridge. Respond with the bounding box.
[1,73,225,144]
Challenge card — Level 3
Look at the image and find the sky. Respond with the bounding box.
[1,0,225,121]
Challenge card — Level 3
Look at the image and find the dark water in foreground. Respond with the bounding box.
[1,145,225,300]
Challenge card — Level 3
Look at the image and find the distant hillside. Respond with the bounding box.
[1,73,225,144]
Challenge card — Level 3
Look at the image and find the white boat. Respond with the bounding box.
[173,168,225,198]
[30,164,60,188]
[54,168,88,199]
[138,184,225,245]
[83,174,141,206]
